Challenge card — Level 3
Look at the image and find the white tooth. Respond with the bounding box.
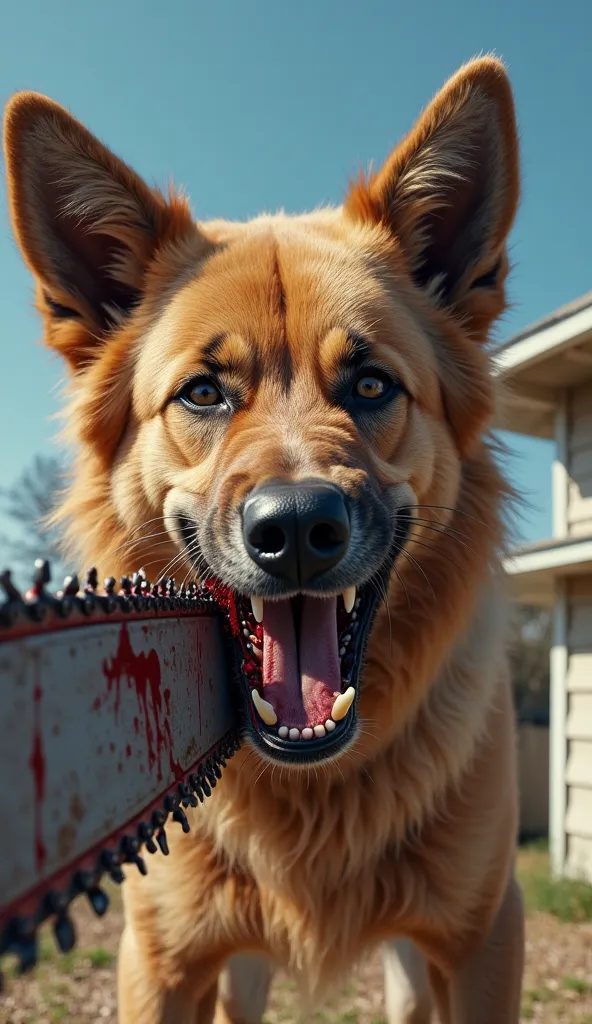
[251,689,277,726]
[289,728,301,741]
[301,727,314,740]
[251,596,264,623]
[278,726,289,739]
[331,686,355,722]
[325,719,336,732]
[314,724,326,738]
[342,586,356,614]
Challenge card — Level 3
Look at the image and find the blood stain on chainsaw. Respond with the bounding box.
[29,681,47,874]
[70,794,85,822]
[102,622,183,783]
[58,821,77,860]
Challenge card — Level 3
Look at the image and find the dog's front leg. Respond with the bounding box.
[434,877,525,1024]
[382,938,433,1023]
[117,923,223,1024]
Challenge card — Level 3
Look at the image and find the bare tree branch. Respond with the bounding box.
[0,454,68,580]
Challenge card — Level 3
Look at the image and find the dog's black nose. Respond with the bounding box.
[242,480,350,585]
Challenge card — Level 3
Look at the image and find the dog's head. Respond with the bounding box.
[4,58,519,767]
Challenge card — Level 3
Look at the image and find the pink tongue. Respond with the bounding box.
[262,597,341,728]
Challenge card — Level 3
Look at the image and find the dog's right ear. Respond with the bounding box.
[4,92,198,371]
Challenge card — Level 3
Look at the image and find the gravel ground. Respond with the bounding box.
[2,849,591,1023]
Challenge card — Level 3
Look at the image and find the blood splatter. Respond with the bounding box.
[102,623,182,782]
[29,683,47,875]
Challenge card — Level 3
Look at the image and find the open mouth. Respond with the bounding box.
[205,581,379,765]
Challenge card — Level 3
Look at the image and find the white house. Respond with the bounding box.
[496,292,592,882]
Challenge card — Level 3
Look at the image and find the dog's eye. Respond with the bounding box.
[353,372,394,403]
[180,378,223,409]
[355,375,386,400]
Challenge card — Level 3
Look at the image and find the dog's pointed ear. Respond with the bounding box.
[345,57,519,337]
[4,92,195,369]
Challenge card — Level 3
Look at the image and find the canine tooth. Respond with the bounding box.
[278,726,289,739]
[331,686,355,722]
[325,719,336,732]
[301,727,314,740]
[251,596,264,623]
[314,724,326,738]
[251,689,277,726]
[289,728,301,741]
[342,586,356,614]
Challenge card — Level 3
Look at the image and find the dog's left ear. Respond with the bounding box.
[345,57,519,338]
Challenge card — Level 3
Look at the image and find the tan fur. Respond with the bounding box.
[4,56,524,1021]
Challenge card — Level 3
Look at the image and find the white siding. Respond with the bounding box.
[563,582,592,882]
[567,384,592,538]
[565,835,592,880]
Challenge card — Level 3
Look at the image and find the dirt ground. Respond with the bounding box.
[2,847,591,1023]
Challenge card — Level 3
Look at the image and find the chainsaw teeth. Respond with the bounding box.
[0,561,241,983]
[0,729,241,981]
[0,561,215,629]
[85,567,99,592]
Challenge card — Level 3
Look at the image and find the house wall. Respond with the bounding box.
[567,383,592,538]
[564,574,592,882]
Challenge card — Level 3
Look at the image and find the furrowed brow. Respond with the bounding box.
[342,332,371,369]
[200,333,255,377]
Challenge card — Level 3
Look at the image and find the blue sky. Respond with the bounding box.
[1,0,588,553]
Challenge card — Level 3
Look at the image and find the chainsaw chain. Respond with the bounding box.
[0,561,242,984]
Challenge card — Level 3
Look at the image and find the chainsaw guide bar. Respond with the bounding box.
[0,561,241,985]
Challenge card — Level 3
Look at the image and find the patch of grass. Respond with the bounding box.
[49,1004,68,1023]
[561,975,592,995]
[55,950,81,974]
[521,985,556,1018]
[48,981,70,996]
[517,842,592,923]
[87,946,115,969]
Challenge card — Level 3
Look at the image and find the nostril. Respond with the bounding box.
[259,524,286,555]
[308,522,345,554]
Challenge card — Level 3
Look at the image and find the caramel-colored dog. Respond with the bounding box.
[4,56,524,1022]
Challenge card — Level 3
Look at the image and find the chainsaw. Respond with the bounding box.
[0,559,242,985]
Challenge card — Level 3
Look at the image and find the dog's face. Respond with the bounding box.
[4,59,519,766]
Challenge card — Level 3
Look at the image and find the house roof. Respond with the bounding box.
[492,292,592,439]
[503,534,592,605]
[497,290,592,351]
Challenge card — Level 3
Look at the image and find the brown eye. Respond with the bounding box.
[355,375,387,400]
[181,378,223,409]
